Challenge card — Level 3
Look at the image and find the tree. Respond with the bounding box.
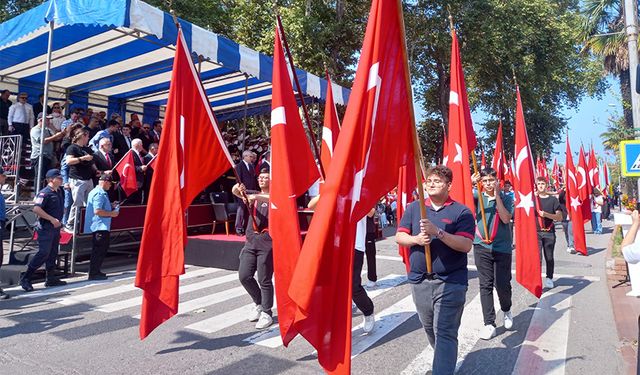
[578,0,634,128]
[404,0,605,162]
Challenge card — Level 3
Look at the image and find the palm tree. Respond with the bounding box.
[578,0,633,128]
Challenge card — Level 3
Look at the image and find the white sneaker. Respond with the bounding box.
[566,247,576,254]
[363,313,375,334]
[248,304,261,322]
[255,312,273,330]
[503,310,513,330]
[365,280,376,288]
[352,302,359,315]
[479,324,497,340]
[544,277,554,289]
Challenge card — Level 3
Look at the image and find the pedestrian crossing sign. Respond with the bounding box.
[620,140,640,176]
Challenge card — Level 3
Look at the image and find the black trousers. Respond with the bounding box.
[238,246,274,315]
[538,231,556,279]
[235,201,248,233]
[353,249,374,316]
[473,246,512,326]
[89,231,110,276]
[31,156,51,184]
[365,234,377,282]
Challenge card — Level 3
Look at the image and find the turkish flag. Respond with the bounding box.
[135,29,234,339]
[513,87,542,298]
[577,146,592,222]
[146,154,158,170]
[551,157,560,190]
[269,26,320,345]
[536,156,548,181]
[565,139,587,255]
[445,31,477,212]
[588,144,600,191]
[491,121,506,181]
[603,162,610,196]
[113,150,137,196]
[320,73,342,174]
[288,0,416,372]
[396,162,417,273]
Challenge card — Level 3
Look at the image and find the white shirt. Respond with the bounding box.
[355,217,367,252]
[623,242,640,264]
[7,102,35,127]
[592,195,603,213]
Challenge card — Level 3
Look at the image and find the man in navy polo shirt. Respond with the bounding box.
[396,165,475,375]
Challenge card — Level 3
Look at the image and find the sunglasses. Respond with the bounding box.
[19,97,27,100]
[143,127,150,130]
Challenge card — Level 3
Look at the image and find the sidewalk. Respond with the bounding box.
[605,218,640,375]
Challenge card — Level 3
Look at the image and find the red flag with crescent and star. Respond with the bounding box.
[113,150,137,196]
[444,30,477,212]
[491,121,506,182]
[288,0,416,372]
[513,86,542,298]
[565,138,587,255]
[577,146,592,222]
[269,25,320,345]
[135,28,234,339]
[588,144,600,191]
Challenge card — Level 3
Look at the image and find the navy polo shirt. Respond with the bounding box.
[34,185,64,229]
[398,198,475,285]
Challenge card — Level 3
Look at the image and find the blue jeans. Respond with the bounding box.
[62,187,73,225]
[561,220,574,247]
[591,212,602,234]
[411,278,467,375]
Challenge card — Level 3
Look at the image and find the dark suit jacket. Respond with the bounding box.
[235,161,257,190]
[132,151,145,188]
[139,133,153,151]
[112,132,132,162]
[93,151,115,173]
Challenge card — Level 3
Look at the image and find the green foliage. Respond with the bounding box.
[405,0,606,161]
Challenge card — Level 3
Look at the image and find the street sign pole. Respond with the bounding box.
[624,0,640,196]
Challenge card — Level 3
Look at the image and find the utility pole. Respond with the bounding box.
[623,0,640,197]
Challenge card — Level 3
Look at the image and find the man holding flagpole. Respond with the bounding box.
[396,165,475,375]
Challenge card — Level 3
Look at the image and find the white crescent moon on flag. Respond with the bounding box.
[322,128,334,156]
[588,168,598,186]
[577,166,586,189]
[453,143,462,164]
[568,169,577,188]
[122,163,131,179]
[515,146,528,180]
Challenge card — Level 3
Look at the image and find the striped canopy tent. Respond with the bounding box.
[0,0,350,124]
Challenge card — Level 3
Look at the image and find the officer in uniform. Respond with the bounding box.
[20,169,67,292]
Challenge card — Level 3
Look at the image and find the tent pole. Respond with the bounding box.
[36,20,55,194]
[241,73,249,152]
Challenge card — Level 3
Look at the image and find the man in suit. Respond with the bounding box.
[126,138,147,205]
[258,151,271,173]
[112,125,132,162]
[92,138,116,200]
[234,150,258,235]
[142,143,157,203]
[139,123,154,151]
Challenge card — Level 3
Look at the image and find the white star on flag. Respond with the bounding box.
[516,191,534,216]
[570,196,581,210]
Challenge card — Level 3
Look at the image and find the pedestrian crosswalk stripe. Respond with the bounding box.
[512,292,572,375]
[96,272,237,313]
[400,291,494,374]
[350,294,415,358]
[52,267,221,307]
[242,274,407,348]
[185,296,279,335]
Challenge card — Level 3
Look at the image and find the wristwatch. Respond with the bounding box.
[436,229,445,240]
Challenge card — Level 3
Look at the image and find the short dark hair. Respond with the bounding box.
[426,165,453,184]
[1,89,9,95]
[535,176,548,183]
[122,125,132,130]
[259,167,270,174]
[504,180,512,186]
[108,119,119,128]
[480,167,497,178]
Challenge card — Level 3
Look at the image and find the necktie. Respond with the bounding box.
[106,153,112,168]
[126,137,131,148]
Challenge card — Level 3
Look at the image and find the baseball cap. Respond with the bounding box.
[45,169,62,179]
[98,173,114,182]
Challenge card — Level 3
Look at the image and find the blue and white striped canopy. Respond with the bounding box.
[0,0,350,123]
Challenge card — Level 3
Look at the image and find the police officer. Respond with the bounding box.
[20,169,67,292]
[84,173,119,280]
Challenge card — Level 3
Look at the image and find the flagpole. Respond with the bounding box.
[275,15,326,181]
[449,14,490,242]
[398,0,431,273]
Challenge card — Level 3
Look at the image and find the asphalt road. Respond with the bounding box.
[0,220,624,374]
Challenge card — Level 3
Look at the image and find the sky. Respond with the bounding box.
[415,77,623,166]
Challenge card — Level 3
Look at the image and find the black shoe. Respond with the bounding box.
[88,274,108,281]
[0,289,10,300]
[20,278,34,292]
[44,278,67,287]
